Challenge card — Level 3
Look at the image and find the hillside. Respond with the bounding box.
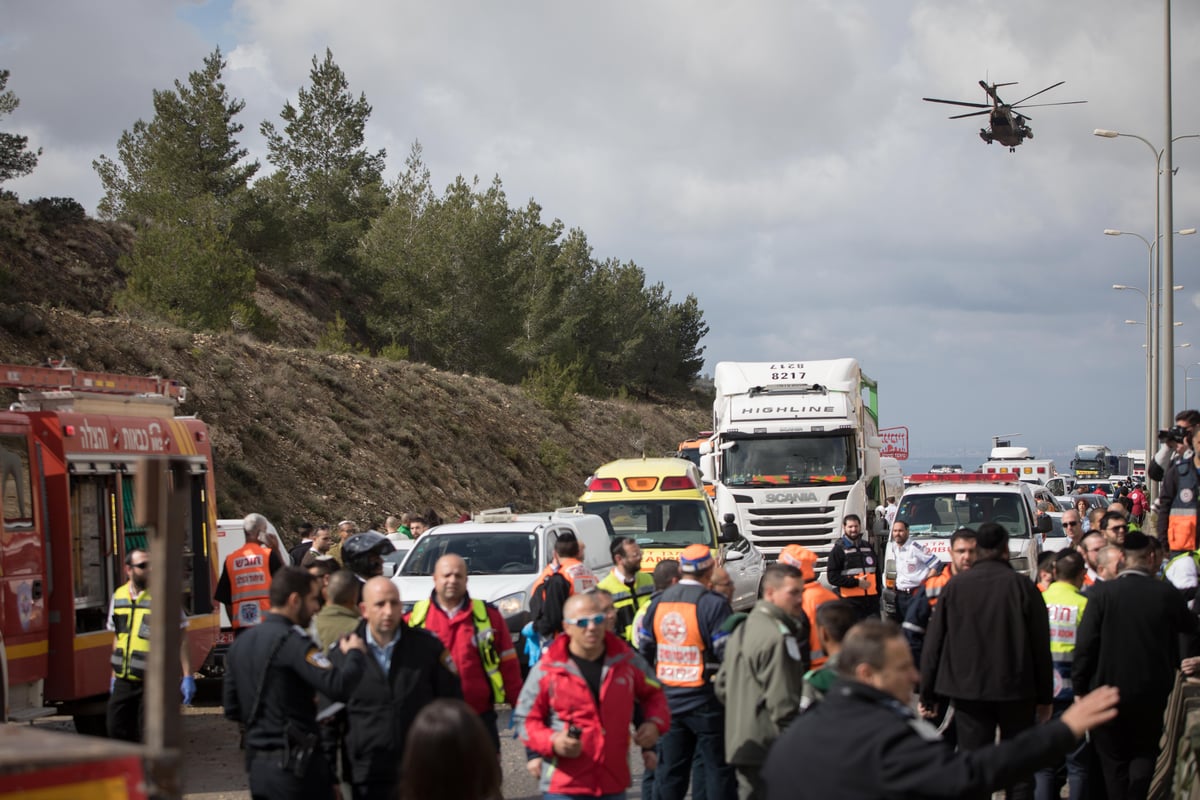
[0,200,709,541]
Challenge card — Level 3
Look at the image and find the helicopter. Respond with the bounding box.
[923,80,1086,152]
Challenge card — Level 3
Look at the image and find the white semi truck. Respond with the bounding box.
[700,359,881,562]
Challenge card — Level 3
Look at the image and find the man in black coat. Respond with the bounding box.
[920,522,1052,800]
[762,619,1120,800]
[1072,531,1198,800]
[322,577,463,800]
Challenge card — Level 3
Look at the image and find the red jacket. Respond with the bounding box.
[515,631,670,796]
[404,594,523,714]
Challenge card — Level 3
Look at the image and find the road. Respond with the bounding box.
[30,684,649,799]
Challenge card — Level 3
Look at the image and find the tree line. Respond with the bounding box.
[1,50,708,400]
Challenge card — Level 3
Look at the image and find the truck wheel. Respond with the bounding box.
[73,712,108,737]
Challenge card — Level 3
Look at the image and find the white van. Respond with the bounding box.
[390,508,612,668]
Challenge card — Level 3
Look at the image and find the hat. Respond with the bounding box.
[679,544,714,573]
[1123,530,1151,552]
[974,522,1008,551]
[778,544,818,581]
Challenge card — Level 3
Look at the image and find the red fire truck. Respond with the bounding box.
[0,363,219,732]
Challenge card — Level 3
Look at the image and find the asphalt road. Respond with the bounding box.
[29,684,649,800]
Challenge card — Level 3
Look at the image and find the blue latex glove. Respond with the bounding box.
[110,674,115,694]
[181,675,197,705]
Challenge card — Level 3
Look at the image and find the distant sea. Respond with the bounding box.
[900,453,1077,475]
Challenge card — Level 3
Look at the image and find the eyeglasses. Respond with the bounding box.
[1063,521,1081,527]
[1108,525,1128,533]
[564,614,606,628]
[131,562,150,570]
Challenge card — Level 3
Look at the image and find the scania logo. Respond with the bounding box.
[765,491,818,503]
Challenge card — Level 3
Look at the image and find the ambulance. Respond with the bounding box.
[579,457,763,610]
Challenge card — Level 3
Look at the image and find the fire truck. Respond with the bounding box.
[0,363,219,732]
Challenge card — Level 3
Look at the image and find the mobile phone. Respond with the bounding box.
[567,724,582,739]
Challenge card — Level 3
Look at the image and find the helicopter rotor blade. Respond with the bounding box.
[978,80,1005,104]
[1011,81,1066,106]
[948,110,992,120]
[1012,100,1088,109]
[924,97,991,109]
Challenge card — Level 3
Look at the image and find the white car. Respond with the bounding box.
[390,509,613,666]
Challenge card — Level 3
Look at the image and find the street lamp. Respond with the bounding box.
[1095,127,1200,427]
[1107,227,1195,497]
[1184,362,1200,408]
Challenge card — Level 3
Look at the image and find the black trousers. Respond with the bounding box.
[247,747,335,800]
[953,698,1036,800]
[1090,697,1167,800]
[479,708,500,752]
[845,594,880,622]
[107,677,143,742]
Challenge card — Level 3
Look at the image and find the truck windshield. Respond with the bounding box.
[897,491,1032,540]
[720,432,857,487]
[580,500,715,549]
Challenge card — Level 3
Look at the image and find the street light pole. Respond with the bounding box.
[1114,282,1153,485]
[1184,363,1200,408]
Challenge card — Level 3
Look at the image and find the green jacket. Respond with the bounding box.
[312,603,361,650]
[714,599,810,766]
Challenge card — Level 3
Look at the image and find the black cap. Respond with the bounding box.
[975,522,1008,551]
[1123,531,1151,551]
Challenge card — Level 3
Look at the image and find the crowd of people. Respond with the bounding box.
[103,430,1200,800]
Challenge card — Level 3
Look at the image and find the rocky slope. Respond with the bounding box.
[0,201,708,543]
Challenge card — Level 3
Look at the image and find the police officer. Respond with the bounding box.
[107,548,195,741]
[223,566,367,800]
[215,513,283,635]
[639,543,735,800]
[597,537,655,644]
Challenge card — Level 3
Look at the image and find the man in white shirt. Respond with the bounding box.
[883,496,899,527]
[885,520,939,623]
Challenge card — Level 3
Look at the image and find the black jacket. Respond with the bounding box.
[223,613,366,752]
[762,680,1079,800]
[920,558,1053,707]
[825,535,880,595]
[321,619,463,786]
[1072,569,1197,702]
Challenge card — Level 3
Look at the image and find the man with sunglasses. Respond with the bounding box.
[106,549,194,741]
[1098,512,1128,549]
[1060,509,1084,549]
[515,592,669,800]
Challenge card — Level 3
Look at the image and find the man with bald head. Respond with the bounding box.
[516,592,669,800]
[322,577,462,800]
[406,554,522,749]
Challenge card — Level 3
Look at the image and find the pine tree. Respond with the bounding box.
[0,69,41,184]
[259,49,386,276]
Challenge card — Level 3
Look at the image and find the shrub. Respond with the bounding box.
[522,356,581,424]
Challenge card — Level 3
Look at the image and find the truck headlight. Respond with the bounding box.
[495,592,526,618]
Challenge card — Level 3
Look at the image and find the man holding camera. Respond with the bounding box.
[1157,423,1200,557]
[515,592,669,800]
[1148,410,1200,483]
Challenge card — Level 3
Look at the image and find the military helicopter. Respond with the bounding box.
[923,80,1086,152]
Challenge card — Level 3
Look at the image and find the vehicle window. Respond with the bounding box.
[719,432,857,487]
[581,499,714,548]
[897,491,1032,540]
[399,532,538,575]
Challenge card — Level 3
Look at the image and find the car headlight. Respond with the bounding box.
[495,592,526,618]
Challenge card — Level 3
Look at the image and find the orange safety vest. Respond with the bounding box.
[225,542,272,629]
[922,567,953,608]
[802,580,839,669]
[530,557,597,599]
[1167,462,1199,552]
[837,540,879,598]
[653,591,707,687]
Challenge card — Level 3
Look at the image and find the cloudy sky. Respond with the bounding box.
[5,0,1200,464]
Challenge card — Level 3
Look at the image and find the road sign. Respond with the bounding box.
[880,426,909,460]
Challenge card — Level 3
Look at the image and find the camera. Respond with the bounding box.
[1158,425,1189,444]
[568,725,582,739]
